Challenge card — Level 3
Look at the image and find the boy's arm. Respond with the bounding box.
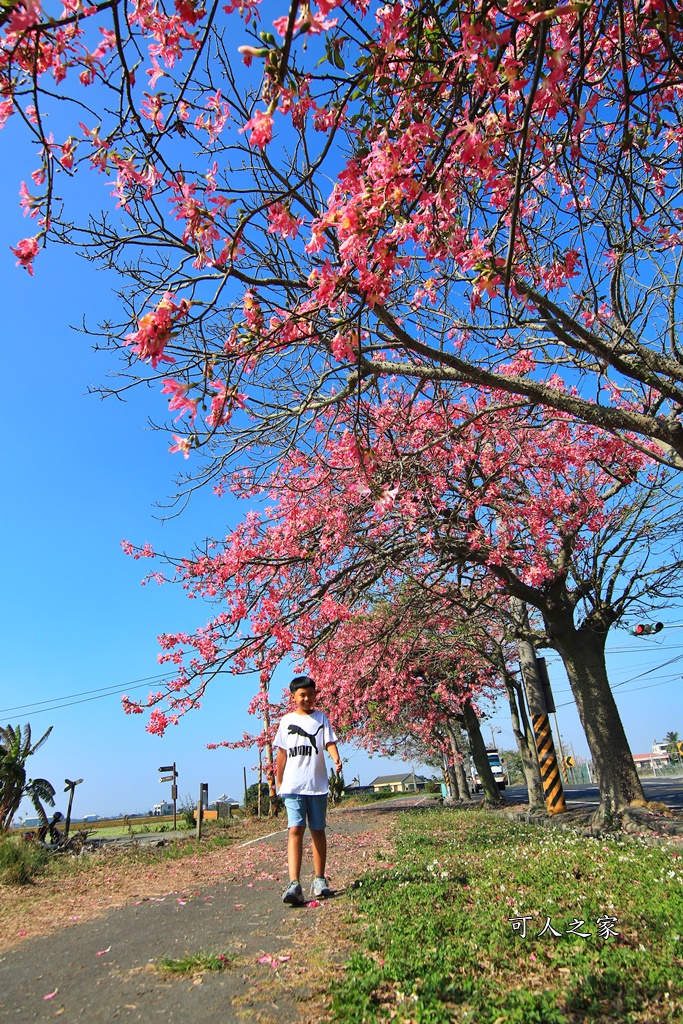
[275,747,287,792]
[325,741,342,773]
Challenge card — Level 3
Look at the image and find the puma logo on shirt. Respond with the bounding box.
[287,722,324,754]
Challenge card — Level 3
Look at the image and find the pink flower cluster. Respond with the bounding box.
[125,293,190,367]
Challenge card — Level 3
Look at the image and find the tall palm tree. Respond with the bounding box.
[0,724,54,831]
[664,731,681,760]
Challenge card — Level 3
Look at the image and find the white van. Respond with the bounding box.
[471,748,507,792]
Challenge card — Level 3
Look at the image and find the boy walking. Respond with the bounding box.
[274,675,342,906]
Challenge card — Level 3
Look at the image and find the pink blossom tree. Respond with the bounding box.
[2,1,683,468]
[6,1,683,816]
[305,596,507,805]
[122,388,682,812]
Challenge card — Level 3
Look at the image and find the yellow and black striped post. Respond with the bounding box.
[561,757,573,786]
[511,598,567,816]
[532,714,568,815]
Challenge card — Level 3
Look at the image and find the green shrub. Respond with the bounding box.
[0,835,50,885]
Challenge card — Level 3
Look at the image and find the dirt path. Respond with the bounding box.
[0,809,398,1023]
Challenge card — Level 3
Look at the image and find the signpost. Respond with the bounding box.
[158,763,178,830]
[63,778,83,840]
[196,782,208,839]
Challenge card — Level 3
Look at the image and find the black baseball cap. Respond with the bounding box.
[290,675,316,693]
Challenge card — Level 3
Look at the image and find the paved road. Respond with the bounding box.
[504,776,683,809]
[0,810,395,1024]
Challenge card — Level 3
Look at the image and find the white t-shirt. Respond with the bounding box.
[274,709,338,796]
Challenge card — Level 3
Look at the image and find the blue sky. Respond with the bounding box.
[2,88,682,824]
[0,126,428,817]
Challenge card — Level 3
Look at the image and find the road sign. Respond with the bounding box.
[159,775,175,783]
[677,742,683,755]
[564,756,574,768]
[158,765,176,773]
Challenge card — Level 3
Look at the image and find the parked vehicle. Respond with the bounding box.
[470,748,507,792]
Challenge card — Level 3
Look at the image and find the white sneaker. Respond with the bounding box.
[311,876,333,898]
[282,880,304,906]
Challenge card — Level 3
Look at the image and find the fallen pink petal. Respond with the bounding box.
[43,990,58,1000]
[96,946,111,956]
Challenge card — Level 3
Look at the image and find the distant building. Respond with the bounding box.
[369,773,428,793]
[633,745,670,773]
[209,793,240,809]
[153,801,174,816]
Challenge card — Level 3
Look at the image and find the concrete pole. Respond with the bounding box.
[553,712,568,782]
[511,598,567,815]
[257,748,263,820]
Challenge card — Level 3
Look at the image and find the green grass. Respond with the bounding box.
[155,951,237,976]
[333,809,683,1023]
[0,835,50,885]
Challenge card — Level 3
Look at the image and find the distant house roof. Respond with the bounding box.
[633,752,669,763]
[369,773,428,785]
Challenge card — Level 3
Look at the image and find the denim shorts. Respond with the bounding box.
[283,794,328,831]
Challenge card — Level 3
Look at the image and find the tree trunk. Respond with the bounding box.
[460,701,503,806]
[442,753,457,800]
[446,720,472,800]
[261,696,279,817]
[503,672,545,809]
[550,620,645,815]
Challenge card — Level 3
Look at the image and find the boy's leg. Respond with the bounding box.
[287,825,306,882]
[310,828,327,877]
[308,796,332,897]
[282,796,306,905]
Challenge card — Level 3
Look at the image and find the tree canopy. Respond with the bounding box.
[2,0,683,470]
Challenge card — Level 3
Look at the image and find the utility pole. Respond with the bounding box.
[511,599,567,815]
[243,766,248,813]
[552,713,568,782]
[257,747,263,819]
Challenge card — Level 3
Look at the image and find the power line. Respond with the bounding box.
[0,686,165,717]
[610,652,683,689]
[0,671,174,715]
[552,650,683,696]
[0,675,182,717]
[614,676,683,697]
[555,672,682,709]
